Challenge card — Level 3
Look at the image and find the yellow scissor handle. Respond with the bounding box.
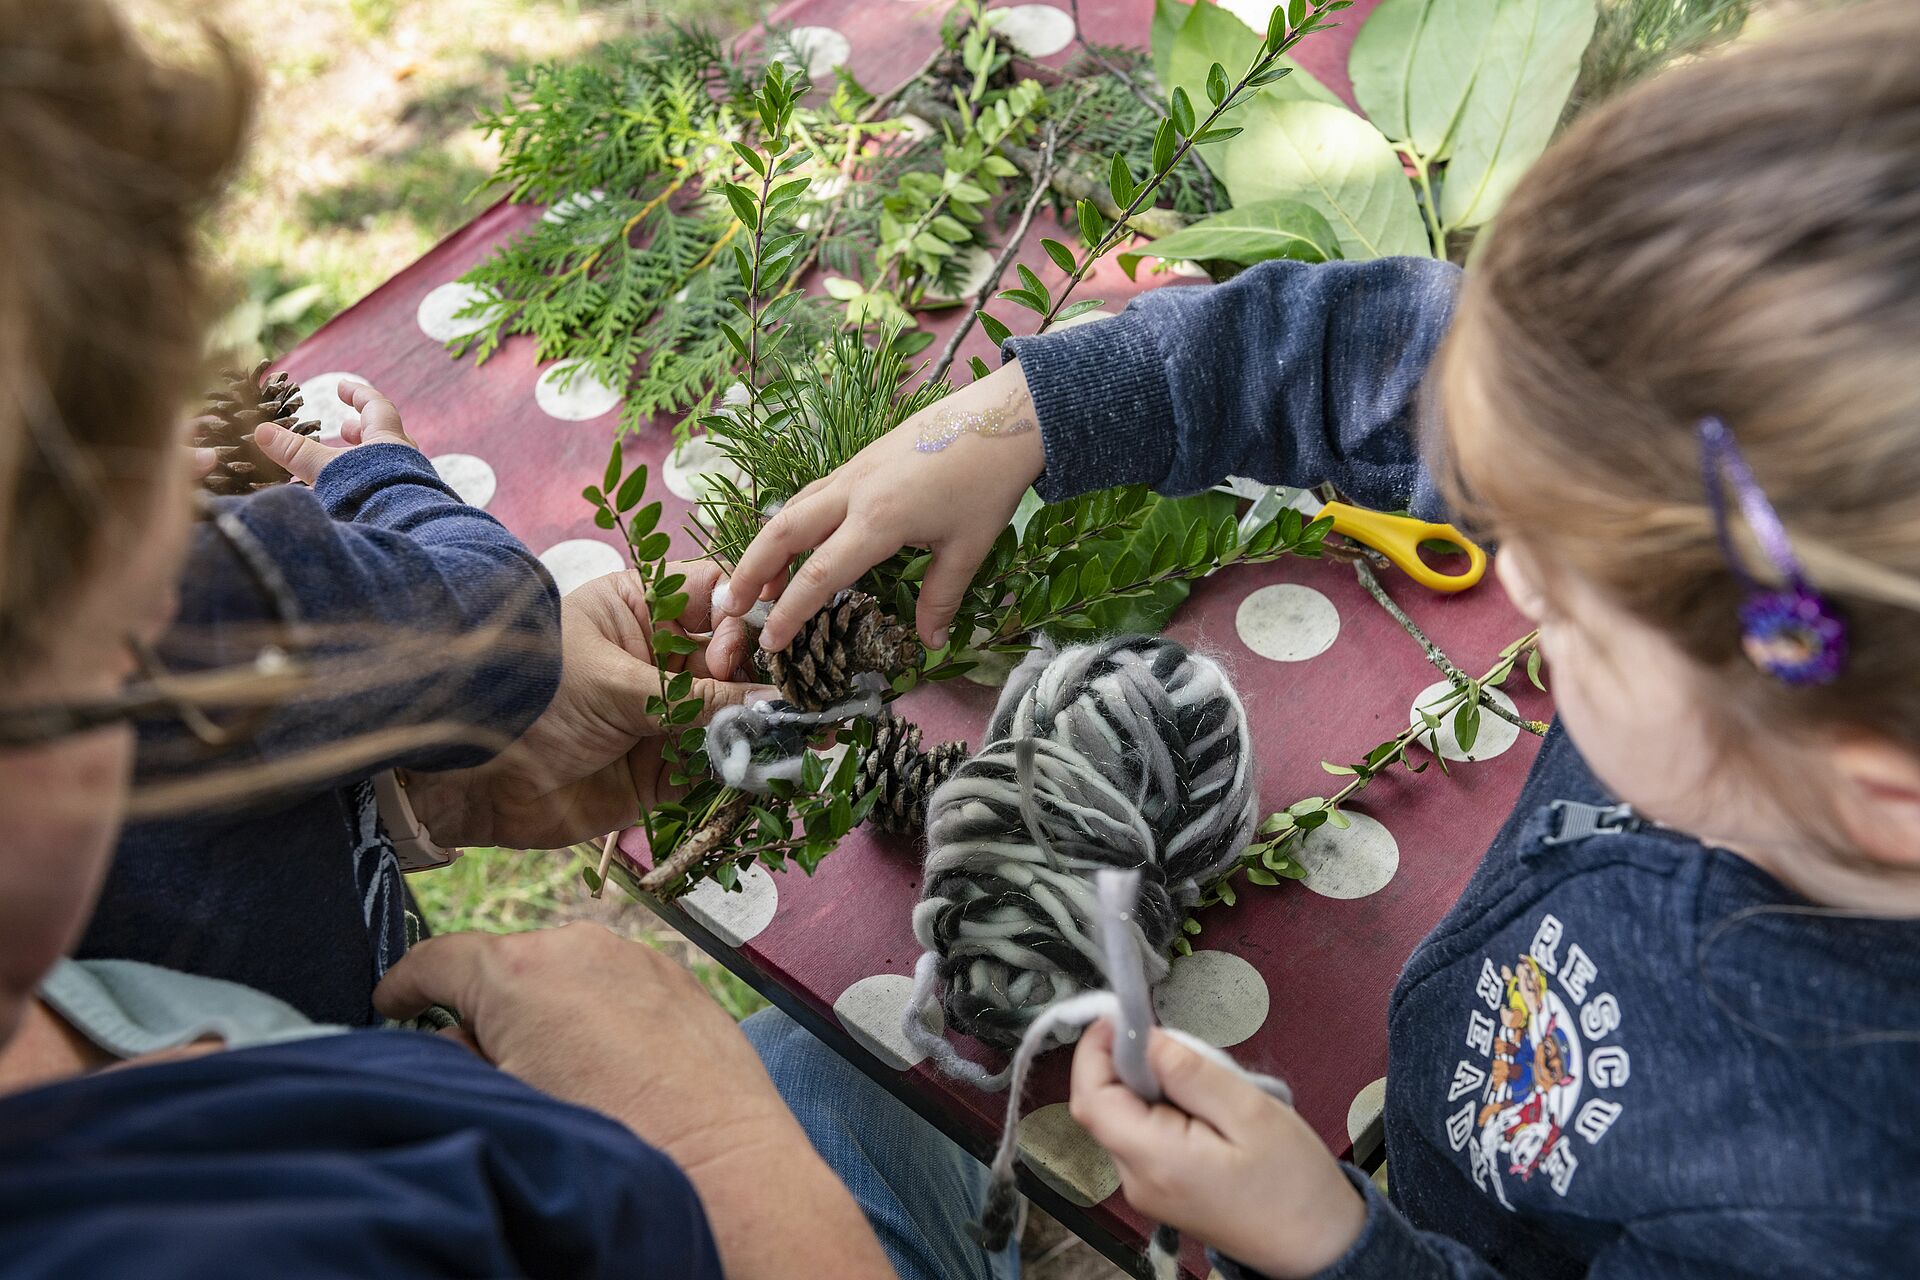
[1318,501,1487,593]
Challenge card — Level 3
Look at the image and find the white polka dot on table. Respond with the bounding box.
[1347,1075,1388,1146]
[1219,0,1284,31]
[834,973,944,1071]
[1048,308,1115,331]
[538,539,625,596]
[1409,680,1522,762]
[1153,949,1270,1048]
[534,359,623,421]
[1296,811,1400,900]
[1235,583,1340,662]
[778,26,852,79]
[295,371,371,439]
[1017,1104,1120,1206]
[921,246,998,303]
[814,742,851,775]
[415,282,498,342]
[986,4,1077,57]
[428,453,497,509]
[1158,257,1211,278]
[663,435,746,503]
[896,113,935,143]
[679,861,779,948]
[542,189,606,224]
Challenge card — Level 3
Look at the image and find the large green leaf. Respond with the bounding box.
[1152,0,1193,85]
[1220,98,1429,260]
[1127,198,1343,270]
[1167,0,1340,129]
[1348,0,1500,159]
[1440,0,1596,229]
[1072,491,1238,636]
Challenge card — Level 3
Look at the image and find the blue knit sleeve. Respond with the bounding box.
[1210,1166,1500,1280]
[1000,257,1460,520]
[143,442,562,786]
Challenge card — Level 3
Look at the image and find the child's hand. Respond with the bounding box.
[254,379,418,485]
[719,361,1045,652]
[1070,1021,1368,1280]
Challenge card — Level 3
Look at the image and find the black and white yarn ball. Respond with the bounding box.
[913,635,1257,1050]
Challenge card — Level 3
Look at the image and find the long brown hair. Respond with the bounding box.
[0,0,251,672]
[1440,0,1920,754]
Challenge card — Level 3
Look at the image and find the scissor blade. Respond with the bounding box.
[1234,484,1324,542]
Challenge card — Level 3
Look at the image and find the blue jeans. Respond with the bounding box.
[745,1008,1022,1280]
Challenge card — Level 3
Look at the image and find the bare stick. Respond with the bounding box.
[591,830,619,900]
[928,124,1061,383]
[1352,559,1542,737]
[1066,0,1220,214]
[901,93,1189,241]
[638,789,755,895]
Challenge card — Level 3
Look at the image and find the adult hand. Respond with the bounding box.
[717,360,1045,652]
[1069,1020,1367,1279]
[404,561,775,850]
[375,924,896,1280]
[254,379,418,484]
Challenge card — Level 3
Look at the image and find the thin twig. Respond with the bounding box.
[592,830,619,900]
[900,93,1190,240]
[928,123,1061,383]
[638,789,754,894]
[1066,0,1220,214]
[1352,559,1542,736]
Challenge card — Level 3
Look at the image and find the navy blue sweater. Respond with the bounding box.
[1006,259,1920,1278]
[0,1030,722,1279]
[78,443,563,1025]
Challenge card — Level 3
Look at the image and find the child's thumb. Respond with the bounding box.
[1147,1028,1271,1135]
[255,422,338,486]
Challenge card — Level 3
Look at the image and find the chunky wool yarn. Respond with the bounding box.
[968,870,1294,1269]
[704,672,887,794]
[904,635,1259,1081]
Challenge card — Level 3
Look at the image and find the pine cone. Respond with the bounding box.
[856,712,967,836]
[766,590,920,712]
[192,358,321,497]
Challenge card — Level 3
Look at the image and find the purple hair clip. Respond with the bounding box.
[1698,417,1847,686]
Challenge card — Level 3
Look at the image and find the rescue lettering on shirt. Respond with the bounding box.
[1444,913,1627,1209]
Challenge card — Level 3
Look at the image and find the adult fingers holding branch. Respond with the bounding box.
[719,361,1046,652]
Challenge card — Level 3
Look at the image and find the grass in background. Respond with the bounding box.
[205,0,766,361]
[409,847,770,1020]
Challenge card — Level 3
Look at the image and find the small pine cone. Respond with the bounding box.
[766,589,920,712]
[857,713,927,835]
[191,358,322,497]
[857,715,968,837]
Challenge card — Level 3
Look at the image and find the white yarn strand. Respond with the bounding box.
[703,671,887,793]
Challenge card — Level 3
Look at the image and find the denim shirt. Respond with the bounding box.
[1005,259,1920,1277]
[80,444,563,1026]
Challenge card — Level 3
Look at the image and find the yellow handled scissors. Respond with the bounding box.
[1236,485,1487,594]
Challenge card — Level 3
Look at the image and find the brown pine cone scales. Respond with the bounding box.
[193,358,321,497]
[765,589,920,712]
[856,712,968,836]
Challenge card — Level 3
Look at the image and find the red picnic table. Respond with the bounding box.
[279,1,1549,1274]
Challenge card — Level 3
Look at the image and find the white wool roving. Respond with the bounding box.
[903,635,1259,1079]
[963,868,1294,1269]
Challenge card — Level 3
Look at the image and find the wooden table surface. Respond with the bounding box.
[278,2,1551,1274]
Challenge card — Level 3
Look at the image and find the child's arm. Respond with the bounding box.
[723,256,1459,653]
[144,413,562,791]
[1075,1023,1892,1279]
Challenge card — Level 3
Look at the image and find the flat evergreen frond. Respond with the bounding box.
[1568,0,1752,117]
[476,32,745,205]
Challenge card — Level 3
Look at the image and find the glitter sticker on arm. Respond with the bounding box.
[914,390,1038,454]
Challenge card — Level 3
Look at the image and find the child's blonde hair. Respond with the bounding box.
[1441,0,1920,755]
[0,0,251,671]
